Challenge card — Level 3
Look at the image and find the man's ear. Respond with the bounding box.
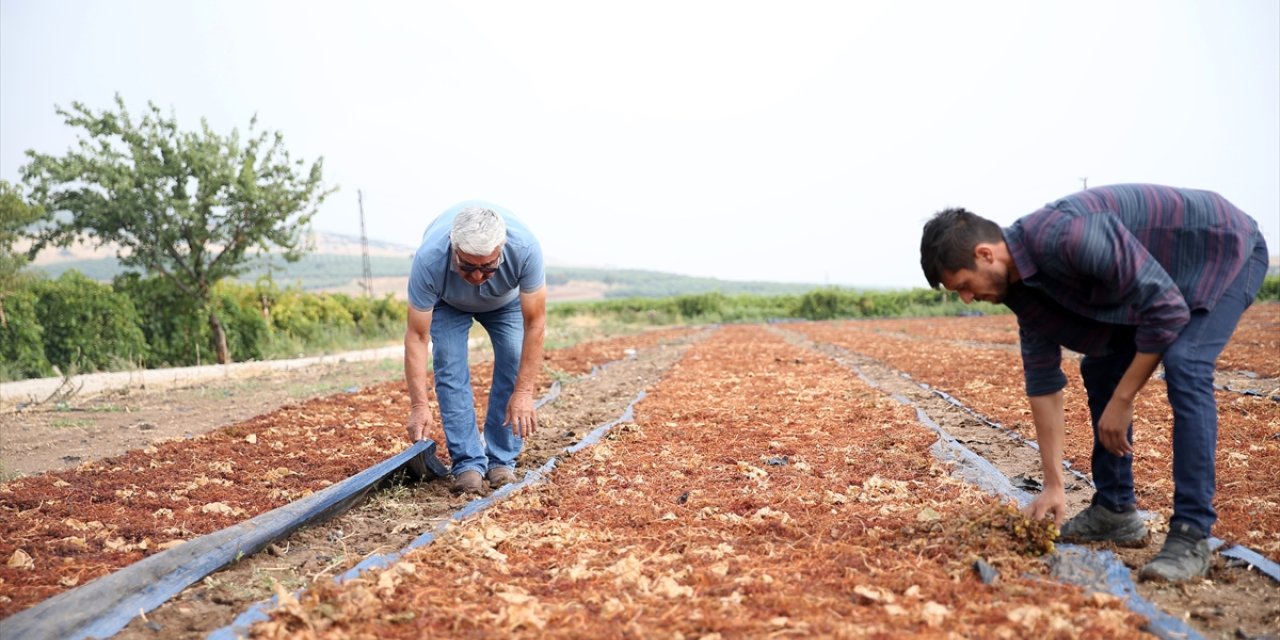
[973,243,996,265]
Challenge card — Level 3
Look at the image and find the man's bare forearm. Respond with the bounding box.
[404,307,434,408]
[1028,390,1066,488]
[405,334,431,406]
[1112,352,1162,403]
[513,318,545,396]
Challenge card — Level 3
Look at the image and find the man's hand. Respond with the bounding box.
[505,391,537,438]
[406,404,436,443]
[1098,397,1134,457]
[1024,486,1068,527]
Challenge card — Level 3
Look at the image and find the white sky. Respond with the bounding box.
[2,0,1277,289]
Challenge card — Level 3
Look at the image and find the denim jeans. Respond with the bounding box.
[431,297,525,477]
[1081,235,1270,535]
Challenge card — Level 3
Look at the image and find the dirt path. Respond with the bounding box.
[111,333,702,639]
[775,326,1279,640]
[0,353,408,481]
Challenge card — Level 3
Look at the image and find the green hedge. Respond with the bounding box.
[6,269,1272,382]
[0,288,53,379]
[549,287,1003,325]
[31,271,148,373]
[1,272,407,379]
[1260,274,1279,301]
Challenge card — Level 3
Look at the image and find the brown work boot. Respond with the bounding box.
[487,466,517,488]
[450,470,484,494]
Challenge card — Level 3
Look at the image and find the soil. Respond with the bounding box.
[0,358,406,481]
[107,333,700,639]
[1,312,1275,638]
[243,325,1149,639]
[787,314,1280,558]
[773,324,1280,640]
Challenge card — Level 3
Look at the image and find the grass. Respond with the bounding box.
[544,314,654,350]
[253,569,306,597]
[49,418,94,429]
[83,404,129,413]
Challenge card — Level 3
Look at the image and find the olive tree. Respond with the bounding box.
[22,95,335,363]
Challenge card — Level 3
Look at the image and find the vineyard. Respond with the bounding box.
[1,305,1277,639]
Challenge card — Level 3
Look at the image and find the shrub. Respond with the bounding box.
[0,288,53,379]
[1259,274,1279,302]
[33,271,147,372]
[114,273,211,366]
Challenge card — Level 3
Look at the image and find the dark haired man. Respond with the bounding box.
[919,184,1268,582]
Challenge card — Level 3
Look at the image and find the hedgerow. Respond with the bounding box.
[3,271,406,379]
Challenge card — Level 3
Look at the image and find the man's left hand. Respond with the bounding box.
[1098,397,1134,457]
[505,390,538,438]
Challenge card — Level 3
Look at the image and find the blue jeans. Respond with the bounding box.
[431,297,525,477]
[1082,236,1269,535]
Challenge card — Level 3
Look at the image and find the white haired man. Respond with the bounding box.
[404,202,546,494]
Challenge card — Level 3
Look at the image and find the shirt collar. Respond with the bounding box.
[1003,221,1040,285]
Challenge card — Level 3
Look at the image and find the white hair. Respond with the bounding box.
[449,207,507,255]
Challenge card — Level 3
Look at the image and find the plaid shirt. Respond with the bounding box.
[1002,184,1260,396]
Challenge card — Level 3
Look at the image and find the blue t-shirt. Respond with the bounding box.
[407,201,545,313]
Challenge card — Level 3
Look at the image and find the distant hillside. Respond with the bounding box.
[24,231,825,301]
[544,267,818,298]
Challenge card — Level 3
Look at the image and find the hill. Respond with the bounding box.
[23,231,825,302]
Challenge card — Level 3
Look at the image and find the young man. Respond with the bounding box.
[404,202,546,494]
[919,184,1268,582]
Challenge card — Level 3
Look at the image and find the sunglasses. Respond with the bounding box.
[454,251,502,274]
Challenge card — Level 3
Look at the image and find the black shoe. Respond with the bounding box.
[1138,523,1211,582]
[1059,504,1149,547]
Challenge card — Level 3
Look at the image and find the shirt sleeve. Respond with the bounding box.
[407,252,440,312]
[1018,321,1068,397]
[1051,213,1190,353]
[518,238,546,293]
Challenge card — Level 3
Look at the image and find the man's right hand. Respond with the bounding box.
[1023,487,1067,528]
[406,404,435,443]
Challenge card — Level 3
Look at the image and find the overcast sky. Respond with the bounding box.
[2,0,1277,289]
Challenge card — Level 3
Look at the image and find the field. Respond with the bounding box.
[1,305,1277,638]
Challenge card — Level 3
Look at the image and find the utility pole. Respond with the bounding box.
[358,190,373,298]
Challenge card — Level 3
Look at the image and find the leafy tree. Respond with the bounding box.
[0,180,47,327]
[22,95,335,364]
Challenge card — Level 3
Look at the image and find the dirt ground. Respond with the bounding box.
[103,335,699,639]
[0,358,407,481]
[774,326,1279,640]
[2,320,1276,638]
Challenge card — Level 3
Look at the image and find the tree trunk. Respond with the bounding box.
[209,311,230,364]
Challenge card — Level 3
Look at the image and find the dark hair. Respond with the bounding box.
[919,208,1004,289]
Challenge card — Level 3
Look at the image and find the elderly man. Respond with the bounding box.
[919,184,1268,582]
[405,202,546,494]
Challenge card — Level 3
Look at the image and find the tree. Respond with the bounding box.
[22,95,335,364]
[0,180,47,327]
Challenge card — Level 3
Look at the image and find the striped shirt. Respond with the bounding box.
[1002,184,1260,396]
